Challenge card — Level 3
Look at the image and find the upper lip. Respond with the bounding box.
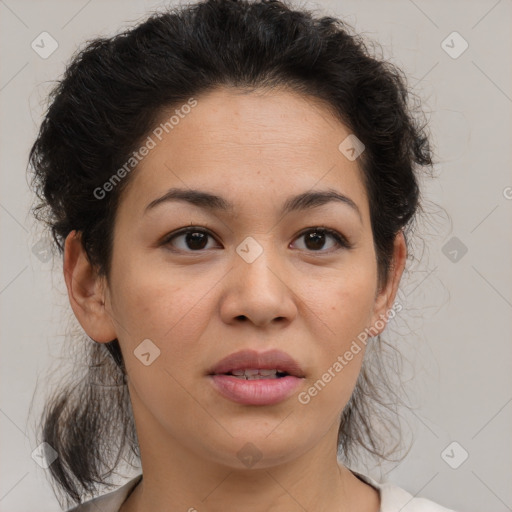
[208,349,305,378]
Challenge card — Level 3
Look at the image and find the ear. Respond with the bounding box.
[63,230,117,343]
[368,230,407,334]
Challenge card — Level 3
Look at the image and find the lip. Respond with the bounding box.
[207,349,305,406]
[208,349,306,378]
[209,374,303,405]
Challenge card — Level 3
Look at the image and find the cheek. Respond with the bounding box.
[306,261,377,347]
[297,258,377,402]
[331,279,376,344]
[108,256,216,368]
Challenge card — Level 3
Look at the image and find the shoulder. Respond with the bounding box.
[60,471,456,512]
[64,475,142,512]
[353,471,457,512]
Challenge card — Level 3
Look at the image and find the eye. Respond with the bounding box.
[292,227,352,253]
[161,226,352,254]
[162,227,220,252]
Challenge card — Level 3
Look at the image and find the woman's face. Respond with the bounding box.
[69,86,405,470]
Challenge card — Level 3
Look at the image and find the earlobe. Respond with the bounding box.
[369,230,407,334]
[63,230,117,343]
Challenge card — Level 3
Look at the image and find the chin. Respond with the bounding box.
[203,429,309,469]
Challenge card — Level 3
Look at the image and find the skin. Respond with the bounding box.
[63,86,406,512]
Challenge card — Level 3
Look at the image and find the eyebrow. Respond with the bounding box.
[144,187,362,222]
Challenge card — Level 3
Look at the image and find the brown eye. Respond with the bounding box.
[292,227,351,253]
[183,231,209,250]
[162,226,351,254]
[304,231,327,251]
[163,228,219,252]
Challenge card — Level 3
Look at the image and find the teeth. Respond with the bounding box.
[244,368,261,377]
[228,368,280,379]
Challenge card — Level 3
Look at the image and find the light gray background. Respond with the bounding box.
[1,0,511,511]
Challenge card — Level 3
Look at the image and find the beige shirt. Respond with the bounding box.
[65,472,456,511]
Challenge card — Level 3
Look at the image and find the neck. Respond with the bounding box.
[120,424,379,512]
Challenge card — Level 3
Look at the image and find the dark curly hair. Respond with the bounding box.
[28,0,434,508]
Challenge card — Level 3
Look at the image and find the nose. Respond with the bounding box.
[219,240,298,328]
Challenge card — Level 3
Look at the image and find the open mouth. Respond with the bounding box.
[224,369,290,380]
[208,349,305,405]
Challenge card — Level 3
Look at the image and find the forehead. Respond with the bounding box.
[119,86,369,221]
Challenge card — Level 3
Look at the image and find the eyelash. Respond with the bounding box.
[161,226,353,254]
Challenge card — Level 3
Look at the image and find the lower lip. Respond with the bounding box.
[209,375,303,405]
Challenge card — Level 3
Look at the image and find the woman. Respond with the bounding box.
[29,0,455,510]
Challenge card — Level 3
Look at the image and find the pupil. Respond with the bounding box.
[184,231,326,251]
[187,232,207,250]
[305,231,325,251]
